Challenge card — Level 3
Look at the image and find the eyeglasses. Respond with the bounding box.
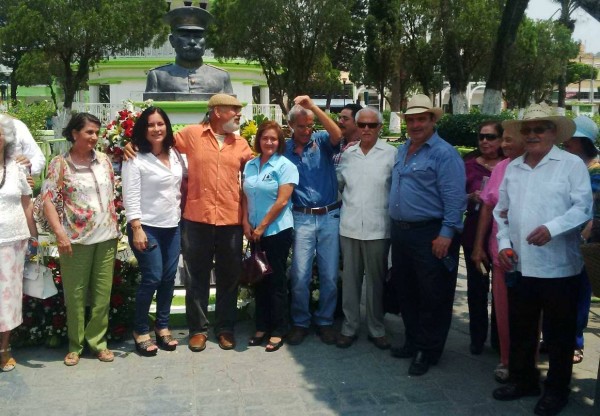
[357,122,381,129]
[294,124,315,130]
[520,125,552,136]
[478,133,499,141]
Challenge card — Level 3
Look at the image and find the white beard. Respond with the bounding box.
[222,119,240,134]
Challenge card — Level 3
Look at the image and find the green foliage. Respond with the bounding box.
[566,61,599,84]
[6,101,55,134]
[208,0,351,113]
[1,0,169,109]
[436,112,516,147]
[504,18,579,108]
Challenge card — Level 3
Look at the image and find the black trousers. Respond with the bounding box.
[254,228,293,337]
[391,221,460,362]
[508,274,580,397]
[182,220,243,336]
[462,245,490,349]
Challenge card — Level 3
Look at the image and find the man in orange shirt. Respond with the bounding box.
[176,94,254,351]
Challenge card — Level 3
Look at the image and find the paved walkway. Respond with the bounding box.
[1,264,599,415]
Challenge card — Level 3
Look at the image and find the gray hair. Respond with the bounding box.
[355,107,383,124]
[0,114,17,160]
[288,104,314,124]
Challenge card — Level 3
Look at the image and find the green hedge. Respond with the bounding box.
[436,111,517,147]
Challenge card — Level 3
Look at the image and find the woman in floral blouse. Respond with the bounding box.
[42,113,119,366]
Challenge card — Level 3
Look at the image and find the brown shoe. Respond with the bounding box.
[368,335,391,350]
[217,333,236,350]
[287,326,309,345]
[188,333,207,352]
[316,325,337,345]
[336,334,357,349]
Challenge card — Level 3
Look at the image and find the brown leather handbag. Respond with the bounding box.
[240,241,272,286]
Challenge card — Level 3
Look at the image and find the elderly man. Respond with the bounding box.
[284,96,343,345]
[125,94,252,351]
[335,107,396,349]
[1,114,45,177]
[389,94,466,376]
[333,103,362,166]
[145,7,233,96]
[492,104,592,416]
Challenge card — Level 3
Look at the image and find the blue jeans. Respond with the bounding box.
[128,223,181,335]
[290,209,340,327]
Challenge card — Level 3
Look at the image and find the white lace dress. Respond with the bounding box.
[0,161,31,331]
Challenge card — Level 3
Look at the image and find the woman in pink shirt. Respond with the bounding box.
[471,126,525,383]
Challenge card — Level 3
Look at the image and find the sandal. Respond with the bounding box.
[155,329,177,351]
[133,333,158,357]
[573,349,584,364]
[265,337,284,353]
[0,347,16,372]
[96,349,114,362]
[64,352,80,366]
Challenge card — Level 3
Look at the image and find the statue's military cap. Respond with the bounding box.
[164,6,213,31]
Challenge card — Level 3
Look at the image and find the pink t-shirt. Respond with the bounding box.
[480,158,511,265]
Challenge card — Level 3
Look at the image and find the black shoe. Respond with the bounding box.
[493,383,541,401]
[408,351,430,376]
[133,334,158,357]
[336,334,357,349]
[534,394,568,416]
[287,326,309,345]
[248,333,268,346]
[265,338,284,353]
[390,344,416,359]
[470,344,484,355]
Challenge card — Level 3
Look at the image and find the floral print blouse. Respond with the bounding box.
[41,151,119,245]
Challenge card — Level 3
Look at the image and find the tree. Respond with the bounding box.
[566,60,599,98]
[554,0,579,108]
[504,18,579,108]
[0,0,169,110]
[208,0,351,113]
[440,0,503,114]
[481,0,530,115]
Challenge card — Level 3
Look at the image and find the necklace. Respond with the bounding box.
[478,156,500,170]
[0,164,6,189]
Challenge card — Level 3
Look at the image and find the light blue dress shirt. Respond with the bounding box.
[243,153,299,237]
[388,132,467,238]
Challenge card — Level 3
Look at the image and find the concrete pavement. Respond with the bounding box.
[1,264,598,415]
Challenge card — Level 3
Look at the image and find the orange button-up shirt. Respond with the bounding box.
[176,123,253,225]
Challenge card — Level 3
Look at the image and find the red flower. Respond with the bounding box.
[112,324,127,338]
[47,261,57,269]
[124,128,133,138]
[113,147,124,156]
[42,298,53,308]
[118,110,129,120]
[113,274,123,286]
[114,259,123,270]
[52,314,66,329]
[111,294,124,308]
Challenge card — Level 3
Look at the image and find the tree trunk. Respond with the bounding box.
[482,0,529,114]
[451,89,469,114]
[9,71,18,103]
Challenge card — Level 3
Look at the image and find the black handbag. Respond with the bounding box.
[240,241,272,286]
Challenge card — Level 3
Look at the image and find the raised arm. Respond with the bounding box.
[294,95,342,146]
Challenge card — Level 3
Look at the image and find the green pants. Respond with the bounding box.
[60,239,117,354]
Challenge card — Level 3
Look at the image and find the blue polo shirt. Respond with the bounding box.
[284,131,340,208]
[242,153,299,237]
[389,132,466,238]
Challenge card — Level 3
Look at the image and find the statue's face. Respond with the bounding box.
[170,28,205,62]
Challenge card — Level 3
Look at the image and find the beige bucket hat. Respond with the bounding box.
[502,103,575,143]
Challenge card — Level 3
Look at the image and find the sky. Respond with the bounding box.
[527,0,600,54]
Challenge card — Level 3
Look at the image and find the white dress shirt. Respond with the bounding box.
[337,139,396,240]
[13,118,45,175]
[122,150,183,228]
[494,146,592,278]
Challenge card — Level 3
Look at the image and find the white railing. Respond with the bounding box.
[73,103,284,126]
[112,42,214,59]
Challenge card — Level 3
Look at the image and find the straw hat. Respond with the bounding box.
[502,103,575,143]
[401,94,443,122]
[207,94,242,108]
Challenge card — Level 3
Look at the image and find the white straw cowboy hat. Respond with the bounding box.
[502,103,575,143]
[401,94,443,122]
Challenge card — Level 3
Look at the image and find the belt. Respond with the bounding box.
[392,219,441,230]
[293,201,342,215]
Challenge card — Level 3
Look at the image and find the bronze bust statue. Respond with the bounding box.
[143,6,233,101]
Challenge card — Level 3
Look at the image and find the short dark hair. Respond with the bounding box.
[577,137,599,159]
[341,103,363,118]
[254,120,285,155]
[62,113,101,142]
[132,107,175,154]
[479,120,503,137]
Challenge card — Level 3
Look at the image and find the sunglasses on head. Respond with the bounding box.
[520,125,552,135]
[478,133,499,141]
[357,122,381,129]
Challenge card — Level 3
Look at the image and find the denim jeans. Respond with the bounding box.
[128,224,180,335]
[290,209,340,327]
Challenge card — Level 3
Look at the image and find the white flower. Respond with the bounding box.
[311,289,320,302]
